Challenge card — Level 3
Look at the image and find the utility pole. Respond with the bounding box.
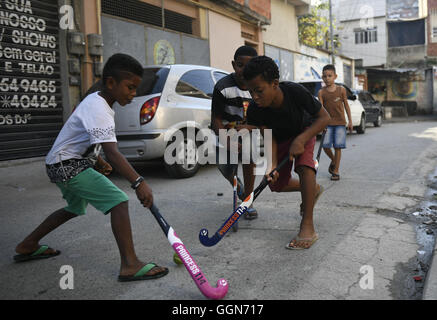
[329,0,335,65]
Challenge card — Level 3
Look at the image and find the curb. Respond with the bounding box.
[423,239,437,299]
[0,157,45,168]
[383,115,437,124]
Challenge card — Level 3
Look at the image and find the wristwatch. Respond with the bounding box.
[131,176,144,189]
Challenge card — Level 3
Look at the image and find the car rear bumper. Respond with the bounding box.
[364,109,380,123]
[116,133,165,160]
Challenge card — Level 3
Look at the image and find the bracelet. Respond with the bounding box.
[131,176,144,189]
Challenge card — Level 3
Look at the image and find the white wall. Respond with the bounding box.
[263,0,300,52]
[208,11,244,72]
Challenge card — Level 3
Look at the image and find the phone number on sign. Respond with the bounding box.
[0,94,57,108]
[0,78,57,93]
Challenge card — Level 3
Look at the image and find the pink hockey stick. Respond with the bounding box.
[149,204,228,300]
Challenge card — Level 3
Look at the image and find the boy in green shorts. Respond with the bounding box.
[14,53,169,282]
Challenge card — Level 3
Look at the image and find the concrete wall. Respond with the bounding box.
[427,0,437,57]
[208,10,244,72]
[101,16,210,67]
[262,0,299,52]
[294,45,354,86]
[387,45,427,68]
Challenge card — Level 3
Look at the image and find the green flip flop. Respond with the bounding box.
[118,263,169,282]
[13,245,60,263]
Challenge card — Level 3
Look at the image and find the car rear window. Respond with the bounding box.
[136,67,170,96]
[175,69,215,99]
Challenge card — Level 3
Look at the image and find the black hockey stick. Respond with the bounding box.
[199,156,289,247]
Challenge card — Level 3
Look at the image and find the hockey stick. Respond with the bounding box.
[199,156,290,247]
[231,175,238,232]
[149,204,229,300]
[314,129,327,171]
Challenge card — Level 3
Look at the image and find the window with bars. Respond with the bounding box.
[354,28,378,44]
[101,0,194,35]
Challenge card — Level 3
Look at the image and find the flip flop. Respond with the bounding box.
[243,207,258,220]
[331,173,340,181]
[300,185,325,216]
[118,263,169,282]
[13,245,60,263]
[285,234,319,250]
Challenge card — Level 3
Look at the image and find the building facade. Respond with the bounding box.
[332,0,387,68]
[0,0,271,161]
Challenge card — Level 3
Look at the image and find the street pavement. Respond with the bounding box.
[1,116,437,300]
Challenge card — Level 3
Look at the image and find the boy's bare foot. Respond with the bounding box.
[286,232,318,250]
[15,241,58,256]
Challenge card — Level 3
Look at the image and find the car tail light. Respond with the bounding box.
[140,96,160,125]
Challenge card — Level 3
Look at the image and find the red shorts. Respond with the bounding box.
[269,135,316,192]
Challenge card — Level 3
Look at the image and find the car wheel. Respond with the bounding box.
[355,114,366,134]
[164,130,200,179]
[374,114,382,127]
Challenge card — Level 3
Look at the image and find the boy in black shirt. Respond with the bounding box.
[243,56,330,249]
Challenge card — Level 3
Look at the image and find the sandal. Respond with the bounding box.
[243,207,258,220]
[285,234,319,250]
[13,245,60,263]
[331,173,340,181]
[118,263,169,282]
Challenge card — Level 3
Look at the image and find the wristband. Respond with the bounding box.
[131,176,144,189]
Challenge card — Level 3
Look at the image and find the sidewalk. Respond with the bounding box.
[383,114,437,124]
[401,114,437,299]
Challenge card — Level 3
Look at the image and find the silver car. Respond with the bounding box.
[113,64,229,178]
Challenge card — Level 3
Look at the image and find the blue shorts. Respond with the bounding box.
[322,125,346,149]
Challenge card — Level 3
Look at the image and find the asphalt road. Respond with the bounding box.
[1,120,437,300]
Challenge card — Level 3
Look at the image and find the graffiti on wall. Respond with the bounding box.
[390,80,418,100]
[153,39,175,65]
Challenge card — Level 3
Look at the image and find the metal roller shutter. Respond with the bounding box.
[101,0,193,35]
[0,0,62,161]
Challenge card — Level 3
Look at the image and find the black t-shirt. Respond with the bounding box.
[247,82,322,143]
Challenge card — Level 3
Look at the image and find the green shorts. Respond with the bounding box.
[56,168,129,215]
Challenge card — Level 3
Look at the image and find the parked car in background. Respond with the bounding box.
[298,80,367,134]
[112,64,228,178]
[353,90,383,127]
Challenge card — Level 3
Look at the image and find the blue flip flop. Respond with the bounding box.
[13,245,60,263]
